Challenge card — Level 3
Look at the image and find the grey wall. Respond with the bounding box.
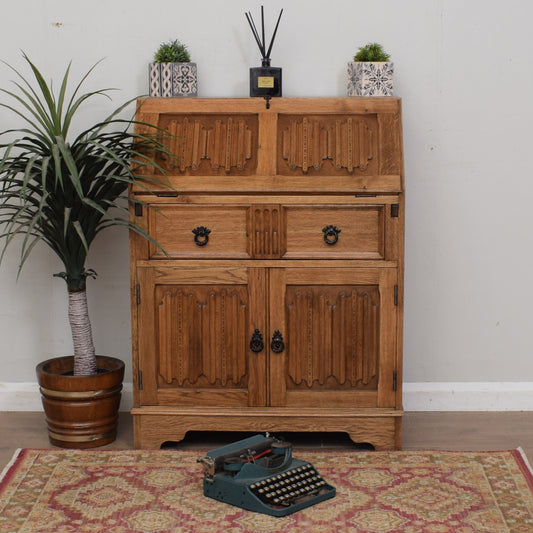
[1,0,533,393]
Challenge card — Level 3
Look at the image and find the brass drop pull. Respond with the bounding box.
[250,329,264,353]
[322,225,341,245]
[271,330,285,353]
[192,226,211,246]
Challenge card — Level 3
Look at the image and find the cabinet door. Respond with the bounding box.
[269,267,398,409]
[136,266,267,407]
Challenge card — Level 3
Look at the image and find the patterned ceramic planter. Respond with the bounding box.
[347,62,394,97]
[149,62,198,97]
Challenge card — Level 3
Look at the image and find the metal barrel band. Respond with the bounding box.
[39,384,123,400]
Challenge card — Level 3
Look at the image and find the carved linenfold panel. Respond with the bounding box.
[286,285,379,390]
[278,115,377,176]
[158,114,257,175]
[156,285,249,387]
[247,205,284,258]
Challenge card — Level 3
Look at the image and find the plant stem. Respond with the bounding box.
[68,289,97,376]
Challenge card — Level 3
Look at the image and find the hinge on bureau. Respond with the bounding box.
[394,285,398,306]
[138,370,143,391]
[391,204,400,217]
[393,370,398,391]
[136,284,141,305]
[134,203,143,217]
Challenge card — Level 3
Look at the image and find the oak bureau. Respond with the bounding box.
[129,97,404,449]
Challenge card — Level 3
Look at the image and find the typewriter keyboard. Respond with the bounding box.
[249,464,330,507]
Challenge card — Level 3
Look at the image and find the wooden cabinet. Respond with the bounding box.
[130,98,404,450]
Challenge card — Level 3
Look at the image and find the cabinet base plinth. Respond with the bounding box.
[131,407,403,450]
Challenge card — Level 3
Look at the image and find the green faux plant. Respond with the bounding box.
[353,43,391,62]
[154,39,191,63]
[0,54,172,376]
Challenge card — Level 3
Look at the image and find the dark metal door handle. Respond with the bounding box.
[271,330,285,353]
[250,329,264,353]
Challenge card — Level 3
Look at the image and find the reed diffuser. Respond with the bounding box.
[245,6,283,103]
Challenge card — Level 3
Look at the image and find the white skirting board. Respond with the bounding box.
[403,382,533,411]
[1,382,533,412]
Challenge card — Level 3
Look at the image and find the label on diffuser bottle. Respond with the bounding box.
[257,76,275,88]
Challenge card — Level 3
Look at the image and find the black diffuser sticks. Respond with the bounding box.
[245,6,283,67]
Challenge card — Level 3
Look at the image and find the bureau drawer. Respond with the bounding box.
[148,205,249,258]
[283,205,385,259]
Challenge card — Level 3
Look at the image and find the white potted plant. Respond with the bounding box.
[149,39,198,97]
[347,42,394,97]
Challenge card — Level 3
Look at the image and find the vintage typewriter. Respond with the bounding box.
[198,433,336,517]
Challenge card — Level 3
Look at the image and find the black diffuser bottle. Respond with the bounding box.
[246,7,283,101]
[250,58,282,98]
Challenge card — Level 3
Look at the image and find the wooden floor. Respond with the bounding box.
[1,411,533,471]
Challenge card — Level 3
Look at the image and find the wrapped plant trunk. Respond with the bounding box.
[69,289,97,376]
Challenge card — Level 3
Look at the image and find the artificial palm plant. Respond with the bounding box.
[0,55,169,377]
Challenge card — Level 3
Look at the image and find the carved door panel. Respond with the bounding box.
[137,266,267,407]
[268,267,398,409]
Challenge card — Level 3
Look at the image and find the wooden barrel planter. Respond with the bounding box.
[36,356,124,449]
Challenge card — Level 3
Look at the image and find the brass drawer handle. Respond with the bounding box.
[322,225,341,245]
[192,226,211,246]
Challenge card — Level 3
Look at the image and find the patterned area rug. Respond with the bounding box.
[1,448,533,532]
